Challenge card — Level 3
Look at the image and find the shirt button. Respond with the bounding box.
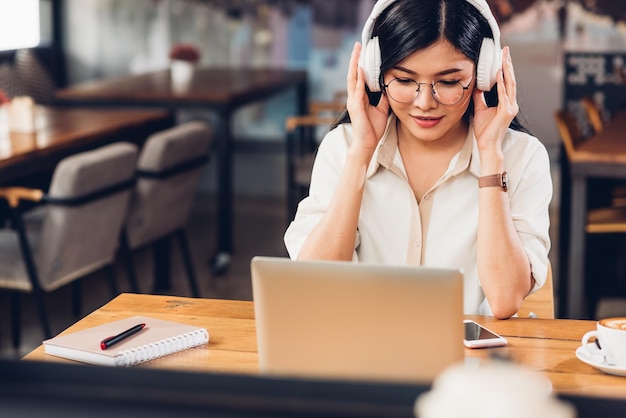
[413,240,421,248]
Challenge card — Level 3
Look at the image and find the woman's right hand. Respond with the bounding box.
[346,42,390,158]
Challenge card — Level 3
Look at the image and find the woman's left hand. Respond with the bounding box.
[472,46,519,161]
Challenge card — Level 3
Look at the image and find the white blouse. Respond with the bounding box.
[284,115,552,315]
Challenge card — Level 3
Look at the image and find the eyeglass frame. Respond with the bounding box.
[382,75,474,105]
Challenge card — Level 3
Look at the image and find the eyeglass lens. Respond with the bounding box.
[385,79,466,105]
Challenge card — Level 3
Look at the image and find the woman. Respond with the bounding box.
[284,0,552,319]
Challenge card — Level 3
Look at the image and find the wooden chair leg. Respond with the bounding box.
[10,292,21,349]
[175,229,200,298]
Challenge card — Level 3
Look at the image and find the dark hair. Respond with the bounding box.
[333,0,530,134]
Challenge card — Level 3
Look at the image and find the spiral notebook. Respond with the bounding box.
[43,316,209,367]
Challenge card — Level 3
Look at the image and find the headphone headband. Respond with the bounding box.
[358,0,401,74]
[360,0,502,92]
[464,0,501,47]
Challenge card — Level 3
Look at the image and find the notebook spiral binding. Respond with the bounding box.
[115,328,209,367]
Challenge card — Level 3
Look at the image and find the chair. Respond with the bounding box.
[581,98,626,207]
[0,142,138,347]
[586,98,626,208]
[555,109,626,231]
[556,109,626,317]
[518,262,555,319]
[554,109,588,160]
[121,121,213,297]
[285,115,336,222]
[580,96,603,134]
[308,90,346,117]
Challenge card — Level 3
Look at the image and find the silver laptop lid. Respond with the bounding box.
[251,256,464,383]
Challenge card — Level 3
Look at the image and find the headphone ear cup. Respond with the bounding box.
[475,38,501,91]
[362,36,382,92]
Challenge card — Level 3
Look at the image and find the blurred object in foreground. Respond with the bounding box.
[415,360,576,418]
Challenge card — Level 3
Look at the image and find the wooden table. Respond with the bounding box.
[0,106,173,185]
[559,111,626,319]
[23,293,626,400]
[55,67,309,274]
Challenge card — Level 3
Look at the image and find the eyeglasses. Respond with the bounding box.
[383,77,473,105]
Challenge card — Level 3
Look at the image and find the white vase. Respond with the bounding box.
[8,96,36,134]
[0,104,9,136]
[0,104,10,157]
[170,60,196,90]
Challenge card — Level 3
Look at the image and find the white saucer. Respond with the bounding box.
[576,343,626,377]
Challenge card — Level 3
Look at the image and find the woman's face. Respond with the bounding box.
[382,39,475,146]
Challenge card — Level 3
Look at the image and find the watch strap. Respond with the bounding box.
[479,172,508,191]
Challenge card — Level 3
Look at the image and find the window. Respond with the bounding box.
[0,0,40,51]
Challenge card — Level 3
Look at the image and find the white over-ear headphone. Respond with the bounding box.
[359,0,502,92]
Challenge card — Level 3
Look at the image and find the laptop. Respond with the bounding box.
[250,256,464,383]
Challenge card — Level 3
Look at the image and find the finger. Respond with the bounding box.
[472,88,487,113]
[495,67,508,107]
[503,47,516,81]
[347,42,361,97]
[353,65,367,104]
[497,67,518,117]
[501,46,517,104]
[377,90,390,114]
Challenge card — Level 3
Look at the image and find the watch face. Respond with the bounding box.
[502,172,509,191]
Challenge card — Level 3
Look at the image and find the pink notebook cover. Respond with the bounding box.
[43,315,209,366]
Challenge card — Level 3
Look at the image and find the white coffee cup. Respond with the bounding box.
[415,361,575,418]
[581,317,626,367]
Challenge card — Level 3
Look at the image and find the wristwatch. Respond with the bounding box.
[478,172,508,192]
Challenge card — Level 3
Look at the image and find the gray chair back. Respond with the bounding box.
[125,121,213,249]
[36,142,138,290]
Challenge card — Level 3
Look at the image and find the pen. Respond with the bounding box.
[100,323,146,350]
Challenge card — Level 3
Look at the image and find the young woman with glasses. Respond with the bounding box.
[284,0,552,319]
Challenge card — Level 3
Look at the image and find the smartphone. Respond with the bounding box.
[463,320,508,348]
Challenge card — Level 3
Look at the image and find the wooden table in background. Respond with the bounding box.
[23,293,626,400]
[0,106,173,185]
[55,67,309,274]
[559,111,626,319]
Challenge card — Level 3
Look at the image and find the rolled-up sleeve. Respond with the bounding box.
[508,138,553,293]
